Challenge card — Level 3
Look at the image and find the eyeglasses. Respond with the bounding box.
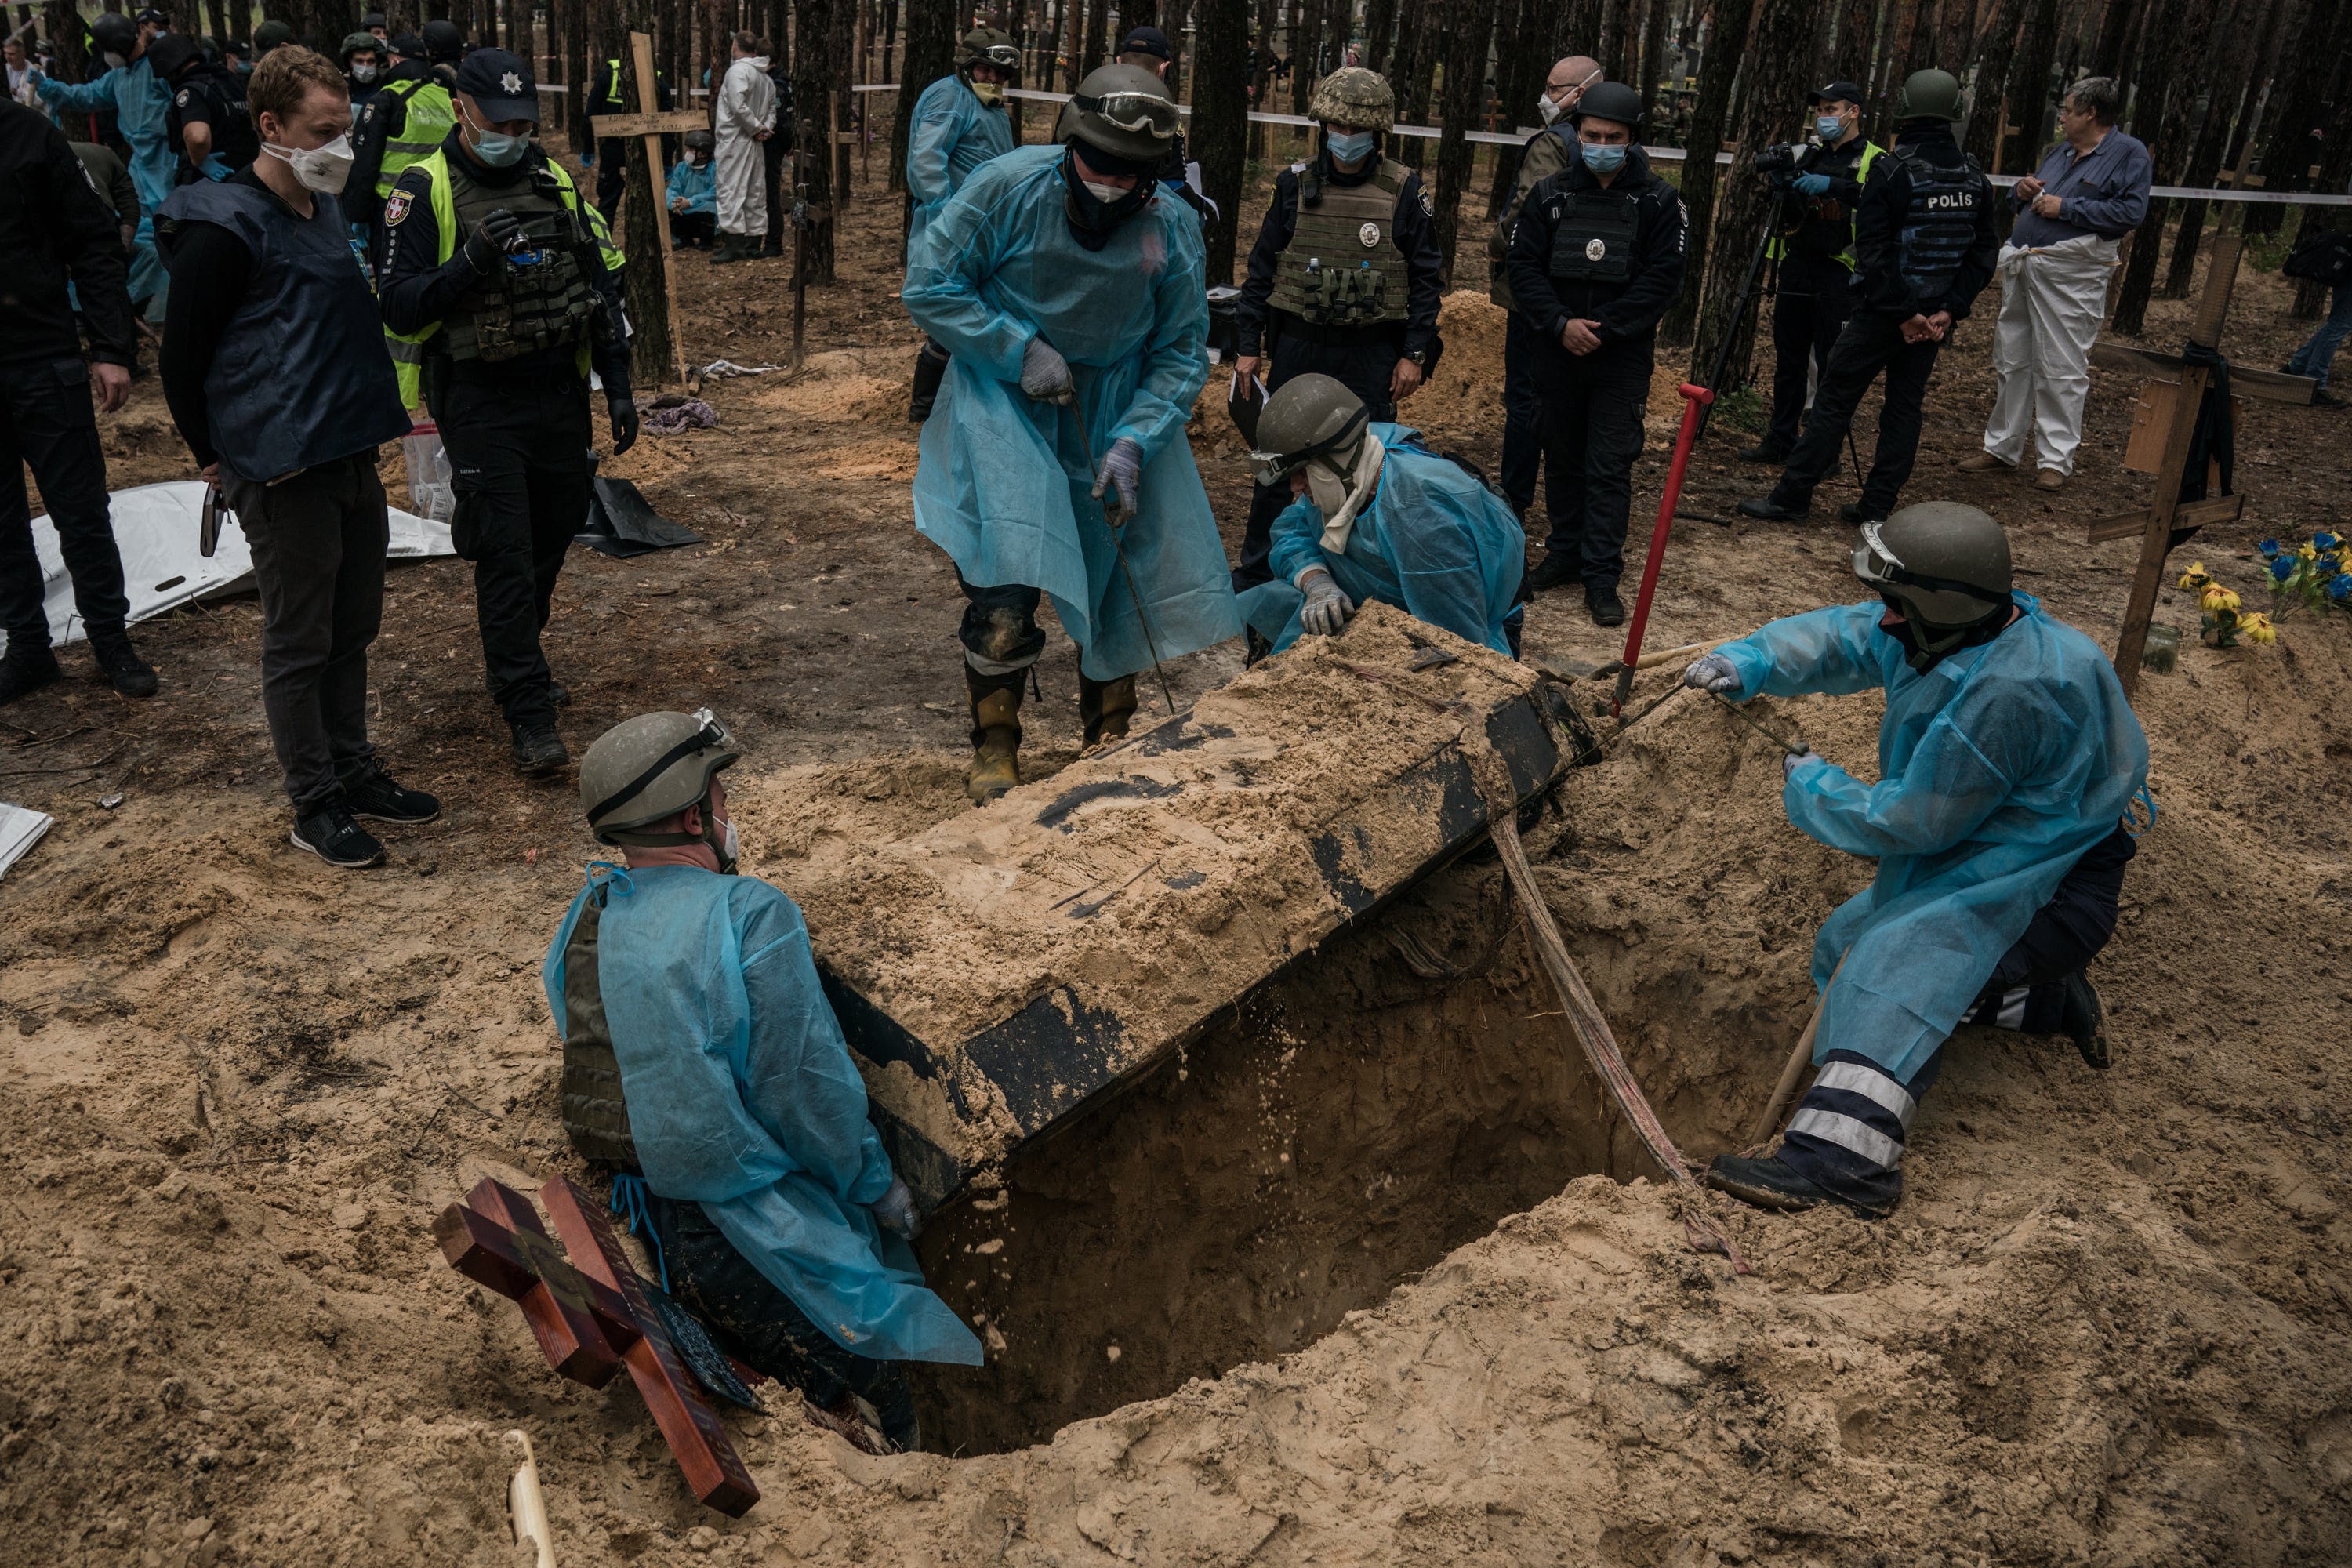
[1544,65,1603,100]
[1074,88,1179,137]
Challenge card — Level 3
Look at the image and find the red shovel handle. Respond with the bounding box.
[1612,383,1714,718]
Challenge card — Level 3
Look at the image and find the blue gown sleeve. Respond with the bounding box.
[1719,602,1889,701]
[1108,206,1210,456]
[37,67,123,111]
[664,161,689,204]
[905,83,962,210]
[901,172,1033,384]
[734,892,898,1210]
[1265,493,1326,585]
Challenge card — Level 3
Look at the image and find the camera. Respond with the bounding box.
[1753,141,1819,181]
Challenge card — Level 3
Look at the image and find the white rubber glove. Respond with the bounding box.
[1682,651,1741,695]
[1093,435,1143,526]
[1298,568,1356,637]
[1783,745,1824,782]
[870,1176,920,1240]
[1019,336,1073,404]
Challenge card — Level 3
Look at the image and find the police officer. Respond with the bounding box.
[1506,78,1689,626]
[1116,25,1212,227]
[1230,66,1442,592]
[757,50,793,257]
[349,17,461,258]
[378,49,637,775]
[1740,80,1881,466]
[586,52,676,222]
[1737,69,1997,527]
[339,31,384,111]
[152,31,257,182]
[904,25,1017,422]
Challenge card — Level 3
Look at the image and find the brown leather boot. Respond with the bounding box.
[1079,673,1136,749]
[966,667,1024,804]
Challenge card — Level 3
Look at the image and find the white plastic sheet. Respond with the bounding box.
[5,481,452,656]
[0,803,53,883]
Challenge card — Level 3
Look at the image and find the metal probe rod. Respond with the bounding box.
[1069,393,1178,717]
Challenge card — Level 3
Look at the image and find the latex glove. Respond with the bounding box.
[462,206,526,272]
[870,1176,920,1240]
[1298,568,1355,637]
[607,394,639,456]
[1793,172,1833,197]
[1092,435,1143,525]
[1682,651,1740,695]
[1783,745,1824,782]
[1019,335,1073,404]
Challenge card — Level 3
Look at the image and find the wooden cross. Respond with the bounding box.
[587,31,705,387]
[434,1174,760,1516]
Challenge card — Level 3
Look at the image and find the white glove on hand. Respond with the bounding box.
[1093,435,1143,525]
[1682,651,1741,695]
[1298,568,1356,637]
[1019,336,1073,404]
[1782,745,1824,782]
[870,1176,920,1240]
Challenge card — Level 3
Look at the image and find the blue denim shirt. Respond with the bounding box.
[2010,129,2152,245]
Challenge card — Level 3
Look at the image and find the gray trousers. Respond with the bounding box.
[219,452,387,815]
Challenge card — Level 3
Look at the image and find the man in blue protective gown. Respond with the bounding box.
[544,710,982,1450]
[1687,502,2149,1219]
[905,62,1242,804]
[902,24,1016,421]
[34,12,173,320]
[1234,373,1524,658]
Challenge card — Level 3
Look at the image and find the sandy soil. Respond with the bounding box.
[3,173,2349,1567]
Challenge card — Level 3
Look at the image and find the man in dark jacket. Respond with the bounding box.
[347,19,461,248]
[0,97,154,706]
[1506,79,1688,626]
[153,31,260,181]
[1738,69,1998,526]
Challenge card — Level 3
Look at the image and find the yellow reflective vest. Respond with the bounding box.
[1766,139,1883,271]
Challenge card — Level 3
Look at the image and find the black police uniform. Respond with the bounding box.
[1505,143,1688,609]
[165,60,258,180]
[1748,120,1997,523]
[378,123,633,757]
[760,60,794,256]
[1230,146,1442,589]
[1755,133,1873,459]
[348,56,453,241]
[588,57,677,222]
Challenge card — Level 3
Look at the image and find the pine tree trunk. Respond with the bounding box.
[1998,0,2060,176]
[1363,0,1396,71]
[1689,0,1813,387]
[1485,0,1547,219]
[1638,0,1671,125]
[828,0,853,194]
[2245,0,2339,238]
[2108,0,2213,335]
[1835,0,1877,81]
[889,0,952,200]
[1192,0,1252,285]
[1429,0,1497,284]
[1391,0,1428,169]
[792,0,836,279]
[2089,0,2136,78]
[2162,0,2276,296]
[1661,0,1757,344]
[1961,0,2027,165]
[612,11,677,384]
[1600,0,1637,78]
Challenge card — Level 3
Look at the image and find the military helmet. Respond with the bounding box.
[1249,373,1370,487]
[1058,62,1178,163]
[960,25,1018,71]
[1573,80,1646,130]
[250,17,295,53]
[1309,66,1395,132]
[419,16,463,60]
[144,31,202,78]
[90,12,140,58]
[1895,67,1964,123]
[339,30,380,63]
[683,126,716,151]
[1853,501,2013,645]
[579,709,740,845]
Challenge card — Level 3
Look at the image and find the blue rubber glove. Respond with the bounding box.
[1793,172,1834,197]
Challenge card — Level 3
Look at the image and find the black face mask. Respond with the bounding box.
[1877,595,2008,673]
[1061,145,1156,251]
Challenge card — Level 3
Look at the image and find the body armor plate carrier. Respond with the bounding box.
[444,160,602,364]
[558,884,639,1169]
[1266,157,1413,328]
[1890,143,1987,304]
[1548,190,1642,284]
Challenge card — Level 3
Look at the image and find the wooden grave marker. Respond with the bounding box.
[588,30,706,387]
[434,1174,760,1515]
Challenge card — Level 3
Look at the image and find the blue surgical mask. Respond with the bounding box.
[1326,129,1374,163]
[1817,114,1845,141]
[469,121,529,167]
[1581,142,1628,176]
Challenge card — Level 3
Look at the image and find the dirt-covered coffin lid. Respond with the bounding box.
[775,606,1590,1212]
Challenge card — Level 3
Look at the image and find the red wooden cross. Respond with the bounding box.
[434,1175,760,1516]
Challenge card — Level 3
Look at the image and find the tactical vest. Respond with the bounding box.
[1769,140,1882,270]
[440,158,600,364]
[374,74,456,199]
[1547,188,1642,284]
[176,65,258,169]
[1890,143,1987,302]
[1266,156,1412,329]
[557,885,640,1168]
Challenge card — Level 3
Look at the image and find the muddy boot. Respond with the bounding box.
[1079,673,1136,749]
[1243,626,1274,668]
[909,343,950,423]
[965,667,1023,804]
[1705,1152,1891,1220]
[2060,971,2109,1070]
[710,234,752,265]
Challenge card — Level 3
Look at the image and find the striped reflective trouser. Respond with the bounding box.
[1779,1048,1944,1212]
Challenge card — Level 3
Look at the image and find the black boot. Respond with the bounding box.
[1523,550,1580,593]
[966,665,1024,804]
[1706,1152,1891,1220]
[909,344,949,423]
[1737,495,1809,523]
[1836,502,1884,526]
[1584,582,1625,627]
[0,646,64,707]
[511,723,571,775]
[1737,440,1790,463]
[2059,971,2109,1069]
[1080,673,1137,748]
[89,630,158,699]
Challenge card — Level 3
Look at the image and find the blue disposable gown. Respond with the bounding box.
[38,60,173,308]
[903,73,1012,252]
[1717,596,2150,1081]
[664,157,717,216]
[904,144,1242,680]
[543,864,982,1366]
[1237,424,1526,656]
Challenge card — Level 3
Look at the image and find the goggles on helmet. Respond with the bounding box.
[1247,404,1370,488]
[1853,521,1993,602]
[1074,88,1180,138]
[972,42,1019,67]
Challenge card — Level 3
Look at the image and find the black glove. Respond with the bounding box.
[607,394,638,456]
[461,207,526,272]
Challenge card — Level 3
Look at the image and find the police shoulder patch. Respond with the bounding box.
[175,89,191,107]
[384,189,412,226]
[1419,183,1433,215]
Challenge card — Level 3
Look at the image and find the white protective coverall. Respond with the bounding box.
[1980,234,2118,477]
[713,53,776,238]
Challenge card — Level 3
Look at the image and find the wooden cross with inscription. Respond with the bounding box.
[2086,232,2316,698]
[434,1174,760,1515]
[589,30,709,387]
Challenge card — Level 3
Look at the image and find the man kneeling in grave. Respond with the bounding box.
[543,710,982,1449]
[1235,374,1527,658]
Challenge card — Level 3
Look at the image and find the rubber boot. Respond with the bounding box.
[1079,673,1136,749]
[909,344,950,423]
[966,666,1023,804]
